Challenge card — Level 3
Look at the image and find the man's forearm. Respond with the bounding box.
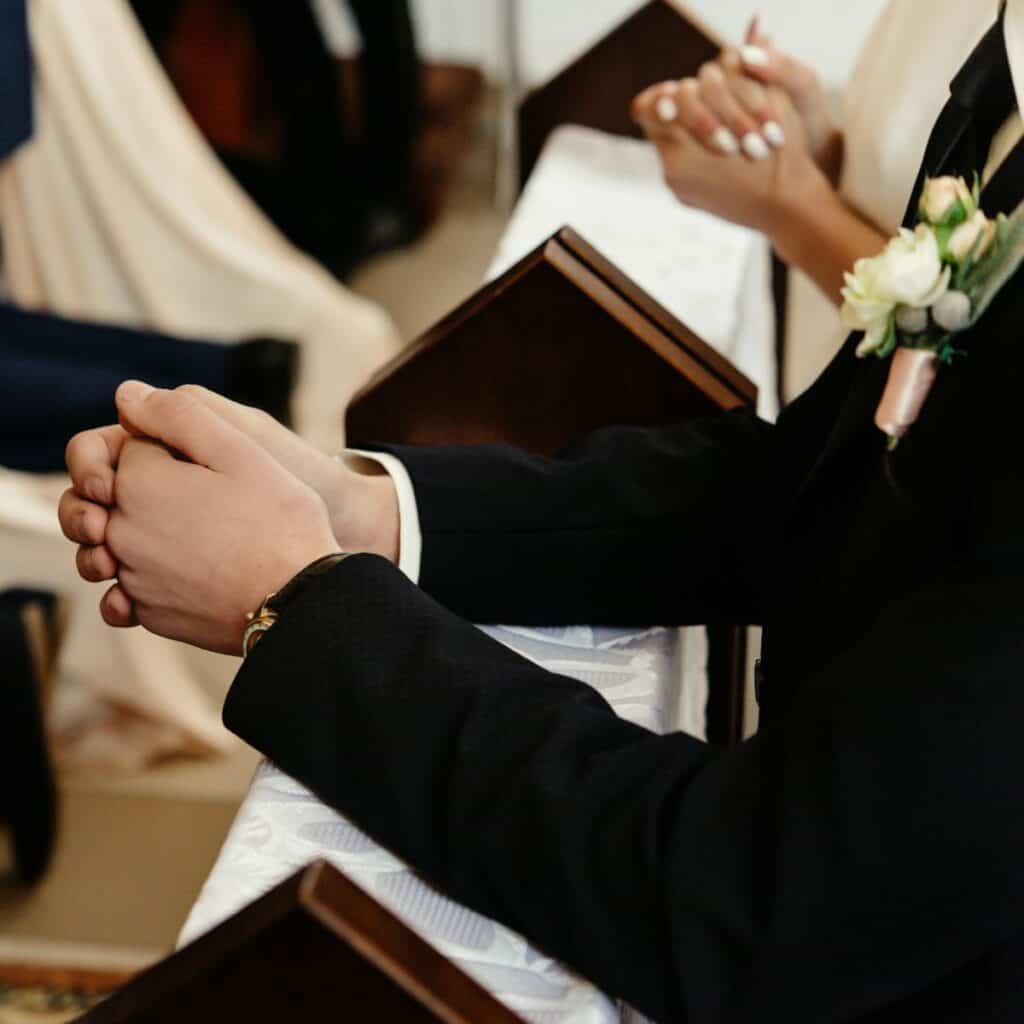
[371,412,782,629]
[225,538,1024,1023]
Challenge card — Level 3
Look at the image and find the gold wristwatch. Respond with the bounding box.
[242,552,351,658]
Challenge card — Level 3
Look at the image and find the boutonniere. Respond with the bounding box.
[840,175,1024,448]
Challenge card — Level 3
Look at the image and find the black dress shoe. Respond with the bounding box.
[224,338,299,428]
[0,590,58,885]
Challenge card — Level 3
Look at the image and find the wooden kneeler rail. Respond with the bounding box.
[516,0,788,405]
[347,228,755,747]
[77,861,525,1024]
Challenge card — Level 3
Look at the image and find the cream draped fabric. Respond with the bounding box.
[785,0,1001,397]
[1,0,400,452]
[0,0,402,766]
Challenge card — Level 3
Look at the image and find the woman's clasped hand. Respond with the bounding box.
[630,21,834,238]
[629,19,885,304]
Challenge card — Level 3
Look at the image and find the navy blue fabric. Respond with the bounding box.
[0,303,227,472]
[0,0,32,160]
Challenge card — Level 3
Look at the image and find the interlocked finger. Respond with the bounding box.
[65,425,128,506]
[673,78,740,155]
[76,544,119,584]
[58,488,109,547]
[720,47,786,148]
[697,62,768,159]
[100,584,139,629]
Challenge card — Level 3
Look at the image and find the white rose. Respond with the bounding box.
[919,176,975,224]
[947,210,996,263]
[873,225,951,308]
[842,226,950,356]
[841,257,896,357]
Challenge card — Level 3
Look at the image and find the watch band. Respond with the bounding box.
[242,552,351,658]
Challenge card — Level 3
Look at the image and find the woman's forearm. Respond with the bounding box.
[818,129,846,188]
[769,173,887,306]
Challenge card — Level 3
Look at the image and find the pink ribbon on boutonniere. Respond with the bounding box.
[874,348,939,443]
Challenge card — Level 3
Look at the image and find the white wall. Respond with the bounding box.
[314,0,892,95]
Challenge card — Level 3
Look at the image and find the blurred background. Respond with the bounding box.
[0,0,890,1019]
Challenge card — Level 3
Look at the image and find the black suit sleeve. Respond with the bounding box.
[224,537,1024,1023]
[370,408,785,628]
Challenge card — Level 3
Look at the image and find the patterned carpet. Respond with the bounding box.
[0,965,128,1023]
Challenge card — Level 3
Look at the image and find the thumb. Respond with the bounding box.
[115,381,266,475]
[739,42,814,105]
[744,15,772,48]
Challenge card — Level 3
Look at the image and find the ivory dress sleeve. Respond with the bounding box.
[785,0,999,397]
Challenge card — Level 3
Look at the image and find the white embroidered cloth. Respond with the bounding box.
[180,623,704,1023]
[488,125,778,421]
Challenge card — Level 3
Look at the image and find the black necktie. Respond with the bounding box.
[900,15,1015,227]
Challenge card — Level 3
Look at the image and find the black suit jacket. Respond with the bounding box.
[224,22,1024,1024]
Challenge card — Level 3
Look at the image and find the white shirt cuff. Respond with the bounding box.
[342,450,423,584]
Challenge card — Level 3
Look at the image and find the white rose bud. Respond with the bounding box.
[947,210,997,263]
[919,176,974,225]
[931,290,972,332]
[895,305,929,334]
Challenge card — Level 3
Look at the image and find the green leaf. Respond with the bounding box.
[877,318,898,359]
[965,201,1024,324]
[940,203,969,230]
[935,223,956,260]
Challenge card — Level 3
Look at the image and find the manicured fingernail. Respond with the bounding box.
[712,127,740,155]
[117,380,153,404]
[742,132,770,160]
[655,96,679,123]
[763,120,785,148]
[740,45,770,67]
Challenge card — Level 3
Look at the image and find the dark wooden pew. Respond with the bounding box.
[347,227,754,747]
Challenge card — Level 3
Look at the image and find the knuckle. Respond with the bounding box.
[697,112,720,138]
[793,61,817,91]
[736,76,767,113]
[698,63,723,93]
[102,587,131,626]
[77,546,99,581]
[177,384,208,404]
[167,389,197,417]
[73,502,93,534]
[65,430,100,479]
[58,489,75,529]
[698,61,722,84]
[153,387,195,424]
[719,47,741,72]
[676,80,701,121]
[68,501,102,545]
[65,432,87,468]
